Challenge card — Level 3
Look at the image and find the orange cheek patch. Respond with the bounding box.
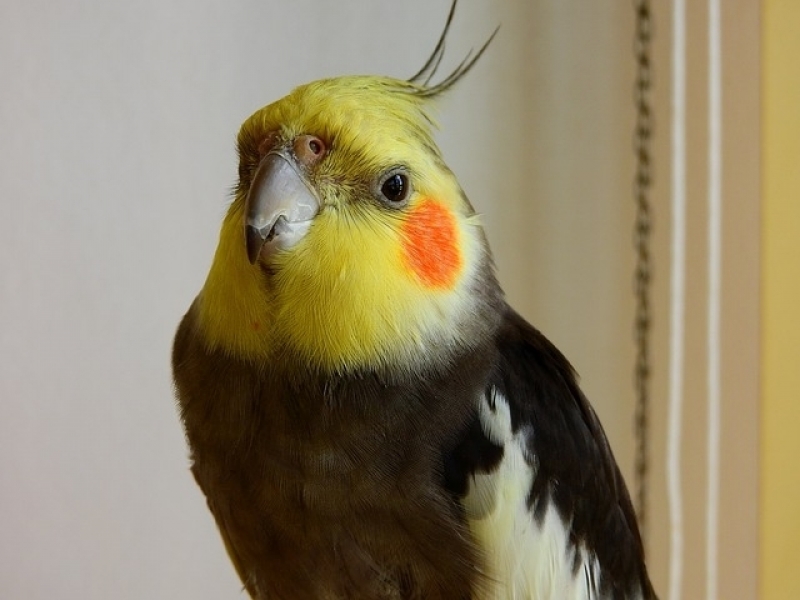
[400,199,462,289]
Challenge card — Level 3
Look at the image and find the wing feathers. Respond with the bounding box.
[458,307,655,599]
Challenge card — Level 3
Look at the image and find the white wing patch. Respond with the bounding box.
[465,389,605,600]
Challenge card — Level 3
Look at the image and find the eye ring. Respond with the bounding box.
[376,168,411,208]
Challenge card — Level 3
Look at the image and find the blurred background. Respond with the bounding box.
[1,1,795,598]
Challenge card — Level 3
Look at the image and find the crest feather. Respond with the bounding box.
[406,0,499,98]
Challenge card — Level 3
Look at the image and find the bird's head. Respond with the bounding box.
[197,42,501,377]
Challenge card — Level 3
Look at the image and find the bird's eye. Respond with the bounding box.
[378,170,411,207]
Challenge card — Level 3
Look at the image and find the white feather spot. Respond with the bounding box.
[466,389,633,599]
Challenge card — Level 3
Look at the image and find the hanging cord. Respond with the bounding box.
[633,0,653,544]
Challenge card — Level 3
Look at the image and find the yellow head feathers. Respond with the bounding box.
[194,18,500,375]
[239,77,440,175]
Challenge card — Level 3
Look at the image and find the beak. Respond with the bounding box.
[244,151,320,264]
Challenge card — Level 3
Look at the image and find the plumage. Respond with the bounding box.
[172,7,657,598]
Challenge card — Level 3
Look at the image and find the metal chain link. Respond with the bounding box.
[633,0,653,544]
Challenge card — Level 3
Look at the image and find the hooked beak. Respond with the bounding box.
[244,152,320,264]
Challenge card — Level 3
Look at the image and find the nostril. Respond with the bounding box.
[294,134,326,166]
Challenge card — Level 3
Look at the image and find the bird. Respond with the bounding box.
[172,4,657,599]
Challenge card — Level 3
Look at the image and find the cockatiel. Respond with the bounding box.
[172,6,657,600]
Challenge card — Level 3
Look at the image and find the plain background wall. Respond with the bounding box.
[762,0,800,596]
[0,2,646,598]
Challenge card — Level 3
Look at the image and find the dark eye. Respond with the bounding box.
[379,171,410,207]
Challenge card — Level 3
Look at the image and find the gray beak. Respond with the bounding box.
[244,152,320,264]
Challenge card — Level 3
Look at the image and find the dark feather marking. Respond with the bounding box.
[442,415,505,500]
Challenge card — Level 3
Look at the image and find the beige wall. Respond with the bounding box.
[1,1,765,598]
[637,3,761,598]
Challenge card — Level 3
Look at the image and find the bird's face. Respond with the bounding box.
[199,77,495,374]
